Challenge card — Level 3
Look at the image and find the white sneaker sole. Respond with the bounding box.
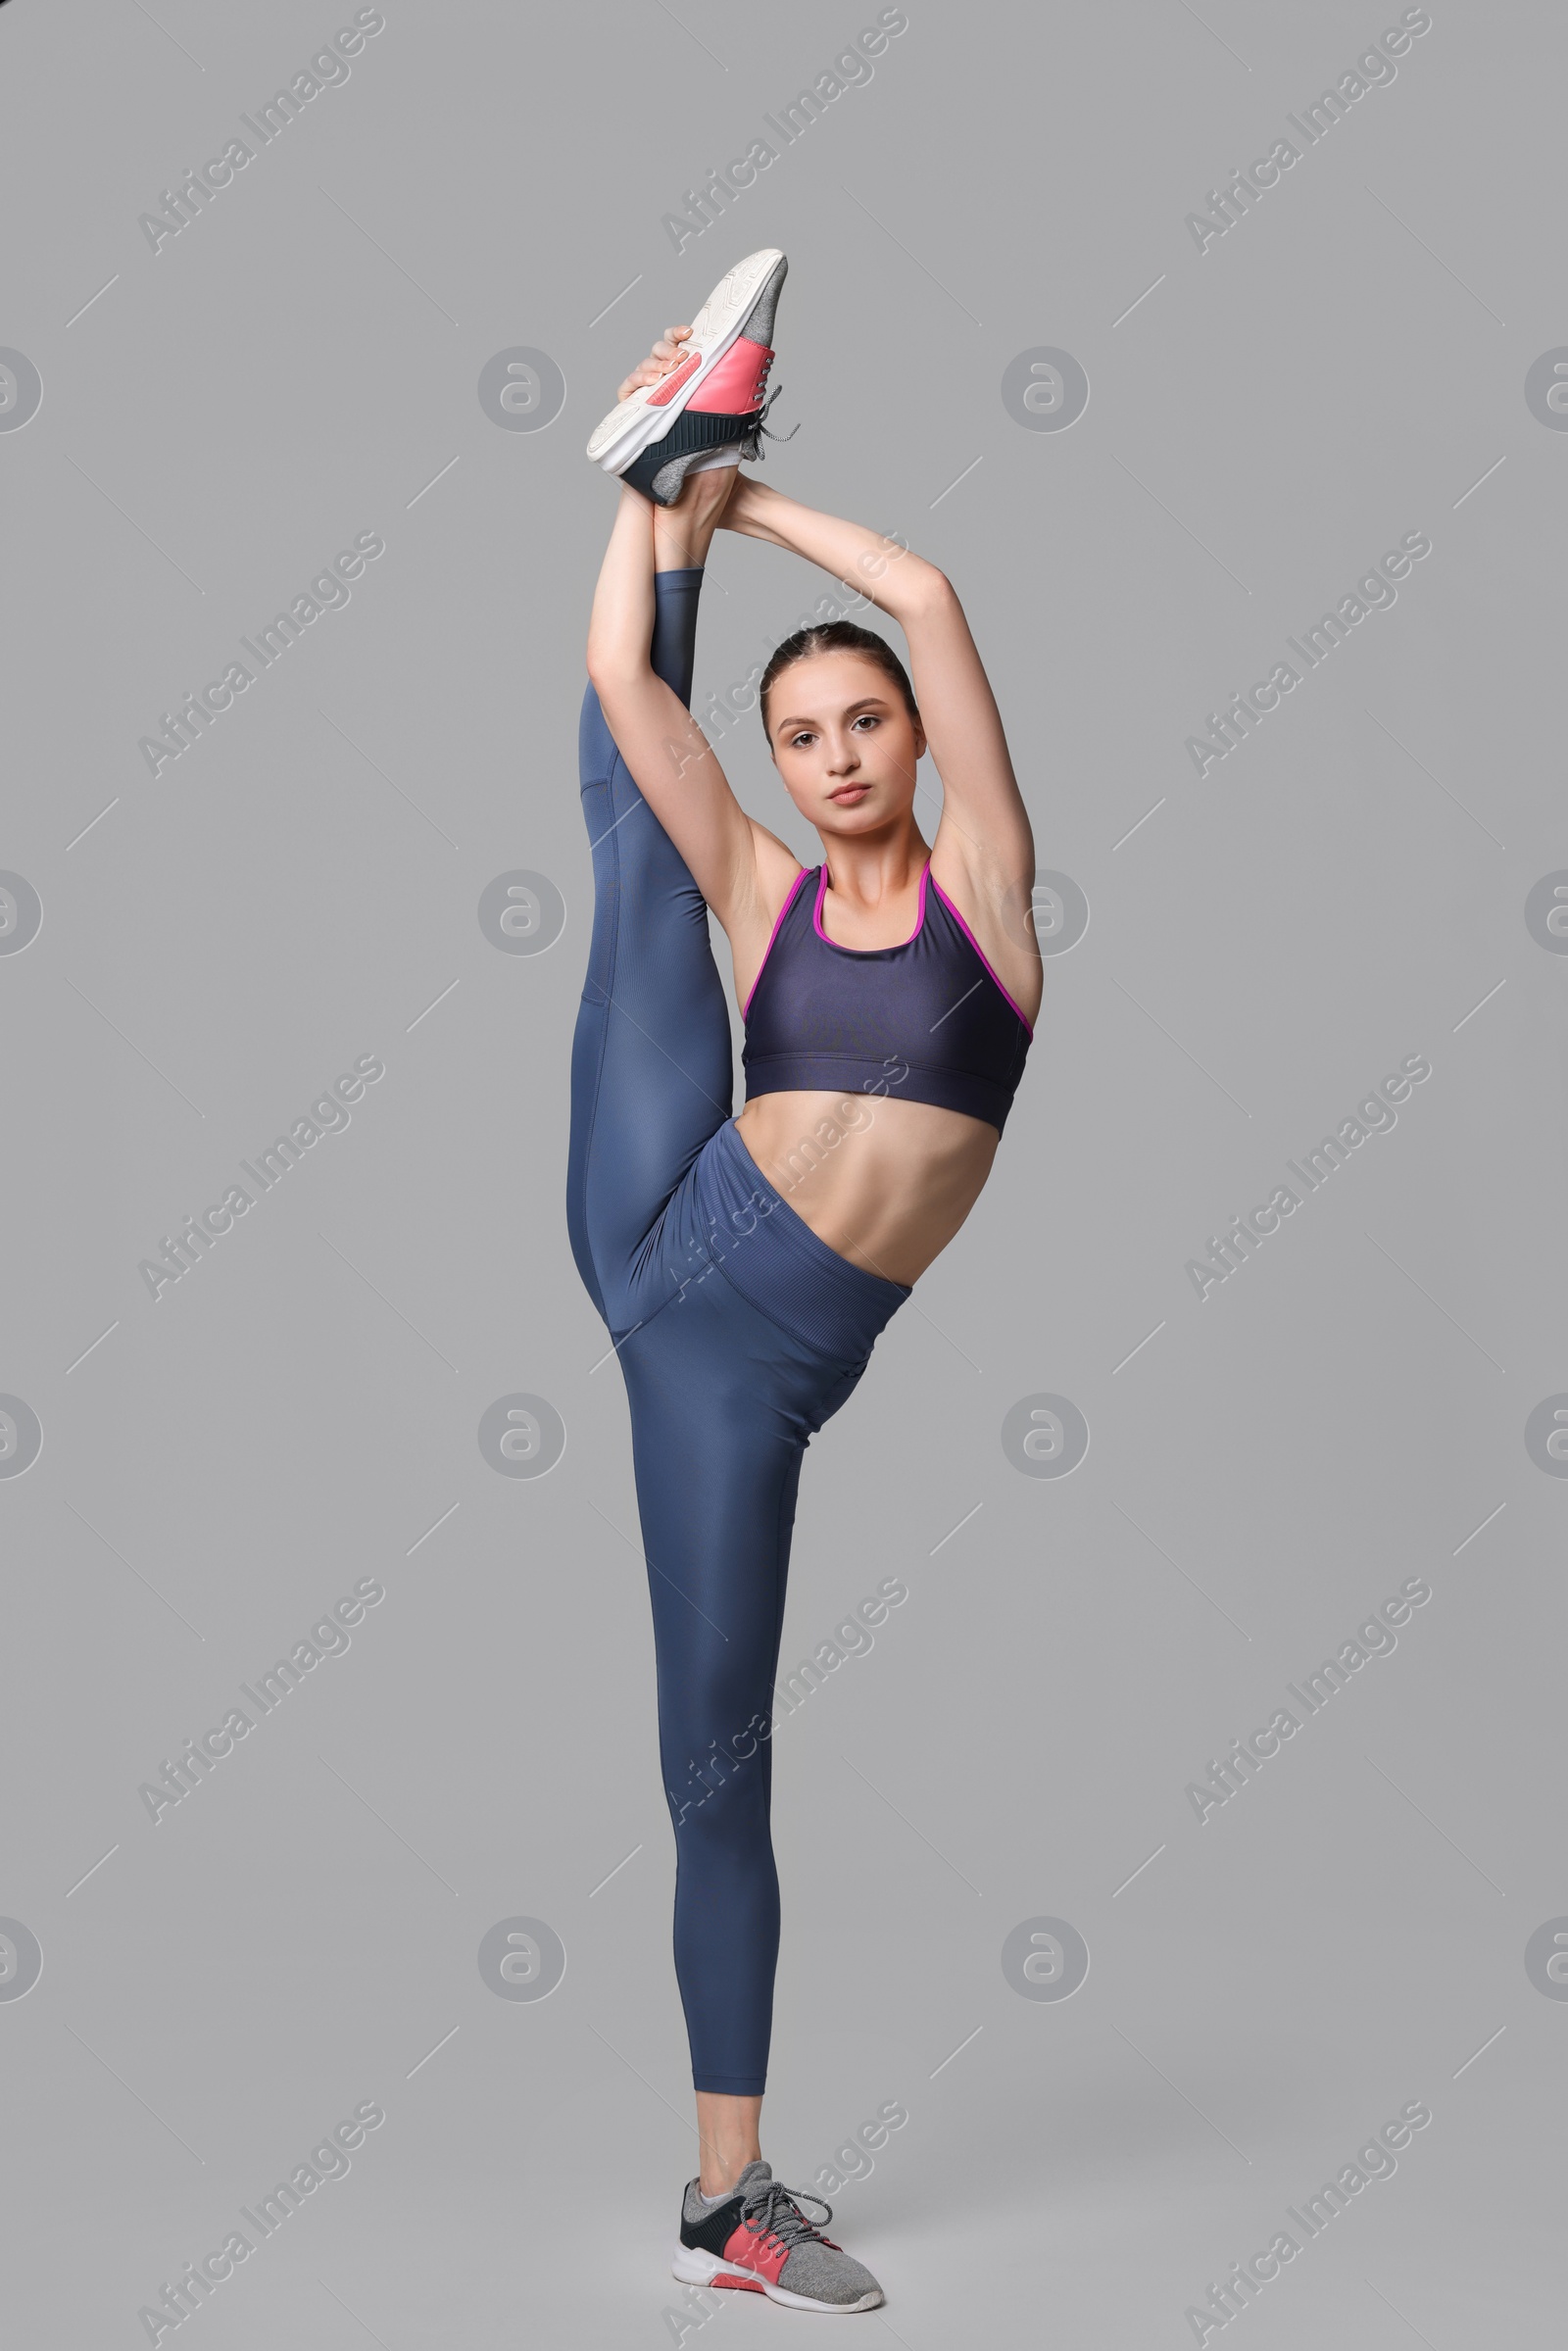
[585,248,783,473]
[671,2241,883,2313]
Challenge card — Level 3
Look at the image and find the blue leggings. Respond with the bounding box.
[566,567,909,2095]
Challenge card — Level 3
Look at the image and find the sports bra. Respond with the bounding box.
[741,859,1034,1135]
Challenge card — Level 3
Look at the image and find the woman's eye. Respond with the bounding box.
[852,714,879,732]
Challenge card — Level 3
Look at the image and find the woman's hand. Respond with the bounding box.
[616,325,692,405]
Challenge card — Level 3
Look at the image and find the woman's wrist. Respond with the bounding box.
[717,475,773,536]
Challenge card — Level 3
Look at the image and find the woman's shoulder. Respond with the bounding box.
[725,826,811,1018]
[748,823,811,920]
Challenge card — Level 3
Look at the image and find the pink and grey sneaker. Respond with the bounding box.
[586,249,792,508]
[671,2159,884,2313]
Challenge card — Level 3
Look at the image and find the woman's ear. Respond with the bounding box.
[912,715,927,760]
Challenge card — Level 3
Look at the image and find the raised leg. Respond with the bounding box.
[566,545,734,1332]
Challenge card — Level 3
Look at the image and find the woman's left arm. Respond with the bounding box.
[721,477,1036,901]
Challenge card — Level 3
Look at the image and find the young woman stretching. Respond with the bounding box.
[567,251,1041,2312]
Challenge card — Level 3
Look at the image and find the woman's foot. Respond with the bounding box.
[586,249,789,506]
[673,2159,884,2312]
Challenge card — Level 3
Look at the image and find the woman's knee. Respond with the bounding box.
[665,1743,770,1839]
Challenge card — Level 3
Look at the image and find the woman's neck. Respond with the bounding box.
[817,830,930,909]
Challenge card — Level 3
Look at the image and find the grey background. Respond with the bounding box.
[3,0,1564,2340]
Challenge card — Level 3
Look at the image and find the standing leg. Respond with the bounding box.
[617,1276,826,2099]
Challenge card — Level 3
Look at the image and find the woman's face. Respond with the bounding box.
[765,652,925,834]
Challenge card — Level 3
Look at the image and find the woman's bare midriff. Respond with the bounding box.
[731,1090,1001,1289]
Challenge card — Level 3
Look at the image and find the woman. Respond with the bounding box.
[567,249,1041,2313]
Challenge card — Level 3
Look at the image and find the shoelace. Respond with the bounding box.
[739,2177,840,2255]
[738,378,799,464]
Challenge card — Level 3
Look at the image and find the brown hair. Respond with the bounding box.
[758,620,918,741]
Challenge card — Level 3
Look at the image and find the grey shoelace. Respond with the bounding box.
[739,380,799,463]
[740,2176,837,2253]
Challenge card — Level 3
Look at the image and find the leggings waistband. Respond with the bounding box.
[692,1118,910,1365]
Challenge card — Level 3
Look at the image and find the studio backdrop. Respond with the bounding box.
[1,0,1561,2342]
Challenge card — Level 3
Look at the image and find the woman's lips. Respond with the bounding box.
[828,784,870,802]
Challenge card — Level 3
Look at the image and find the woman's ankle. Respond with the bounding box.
[699,2152,760,2197]
[697,2128,762,2195]
[695,2086,763,2195]
[652,465,737,570]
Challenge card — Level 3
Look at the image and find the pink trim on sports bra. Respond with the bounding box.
[927,876,1037,1039]
[811,859,931,953]
[741,865,810,1021]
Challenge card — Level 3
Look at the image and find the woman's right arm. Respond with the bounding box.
[585,485,764,931]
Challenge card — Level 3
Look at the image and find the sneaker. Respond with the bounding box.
[671,2158,884,2313]
[587,249,791,507]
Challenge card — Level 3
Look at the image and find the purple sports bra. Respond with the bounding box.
[741,859,1034,1135]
